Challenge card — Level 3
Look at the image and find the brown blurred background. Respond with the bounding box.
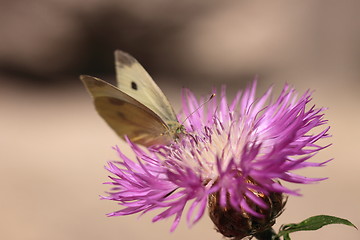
[1,1,359,240]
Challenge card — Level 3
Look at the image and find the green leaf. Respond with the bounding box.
[278,215,357,238]
[282,233,291,240]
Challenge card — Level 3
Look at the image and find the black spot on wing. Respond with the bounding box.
[131,81,138,90]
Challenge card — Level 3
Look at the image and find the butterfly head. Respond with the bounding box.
[164,121,186,140]
[176,124,186,134]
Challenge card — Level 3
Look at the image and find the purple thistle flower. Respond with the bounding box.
[103,81,331,236]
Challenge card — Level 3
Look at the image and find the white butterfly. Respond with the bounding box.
[81,50,184,147]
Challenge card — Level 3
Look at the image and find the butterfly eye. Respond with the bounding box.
[131,81,138,90]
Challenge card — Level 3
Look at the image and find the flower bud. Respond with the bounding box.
[208,186,286,239]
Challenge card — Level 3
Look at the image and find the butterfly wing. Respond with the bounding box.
[80,75,173,146]
[114,50,178,124]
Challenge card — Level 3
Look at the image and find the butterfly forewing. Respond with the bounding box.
[114,50,178,124]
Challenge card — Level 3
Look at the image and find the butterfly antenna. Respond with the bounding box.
[180,93,216,125]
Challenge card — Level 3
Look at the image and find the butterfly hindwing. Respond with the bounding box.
[80,75,172,146]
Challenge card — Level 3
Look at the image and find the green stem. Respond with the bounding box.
[253,228,279,240]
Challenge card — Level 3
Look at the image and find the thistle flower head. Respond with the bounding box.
[103,81,330,238]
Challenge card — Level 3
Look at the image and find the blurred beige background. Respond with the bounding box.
[1,1,359,240]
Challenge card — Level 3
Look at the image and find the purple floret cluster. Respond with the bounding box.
[103,81,331,231]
